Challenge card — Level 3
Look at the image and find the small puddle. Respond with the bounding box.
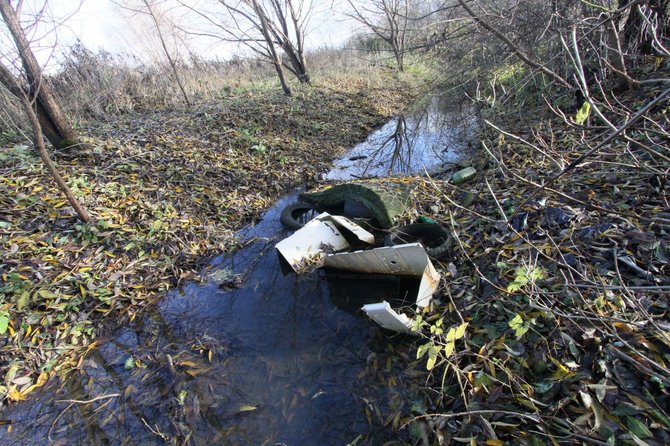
[326,93,478,180]
[0,93,478,445]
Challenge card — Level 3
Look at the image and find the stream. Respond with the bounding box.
[0,93,477,445]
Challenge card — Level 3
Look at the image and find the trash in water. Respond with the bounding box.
[300,183,413,229]
[323,243,439,309]
[276,207,442,333]
[361,301,414,334]
[275,212,375,272]
[386,223,451,261]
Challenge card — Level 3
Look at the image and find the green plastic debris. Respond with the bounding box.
[451,167,476,184]
[417,216,437,224]
[300,183,412,229]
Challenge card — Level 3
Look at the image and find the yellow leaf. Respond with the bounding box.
[52,271,70,283]
[8,388,26,402]
[485,440,504,446]
[20,384,39,397]
[575,101,591,125]
[79,284,86,298]
[238,405,258,412]
[36,372,48,387]
[444,341,455,357]
[446,327,456,342]
[454,322,469,340]
[550,357,570,373]
[178,361,198,367]
[31,328,40,344]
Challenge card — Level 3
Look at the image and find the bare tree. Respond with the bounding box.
[141,0,192,105]
[178,0,312,96]
[113,0,192,106]
[346,0,413,71]
[0,1,86,151]
[454,0,571,88]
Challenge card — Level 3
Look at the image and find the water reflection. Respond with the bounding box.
[326,94,479,180]
[0,93,479,446]
[0,194,412,446]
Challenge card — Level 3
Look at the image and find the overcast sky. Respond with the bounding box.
[8,0,361,70]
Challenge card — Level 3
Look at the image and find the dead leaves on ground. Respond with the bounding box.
[400,83,670,444]
[0,73,413,408]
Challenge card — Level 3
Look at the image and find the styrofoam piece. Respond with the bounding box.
[323,243,440,307]
[362,301,414,334]
[275,212,375,272]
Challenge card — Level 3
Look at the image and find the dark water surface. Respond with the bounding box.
[0,193,414,446]
[0,93,476,445]
[326,93,478,180]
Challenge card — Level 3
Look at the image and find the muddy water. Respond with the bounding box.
[0,94,476,445]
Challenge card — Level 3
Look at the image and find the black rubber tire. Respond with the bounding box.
[280,201,320,230]
[386,223,451,261]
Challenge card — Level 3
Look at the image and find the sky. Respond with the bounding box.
[6,0,362,70]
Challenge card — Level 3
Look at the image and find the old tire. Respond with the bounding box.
[387,223,451,261]
[280,201,319,230]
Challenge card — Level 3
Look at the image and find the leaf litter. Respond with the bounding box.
[389,73,670,444]
[2,64,668,445]
[0,74,415,408]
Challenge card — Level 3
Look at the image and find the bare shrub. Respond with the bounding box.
[48,44,283,121]
[0,86,26,140]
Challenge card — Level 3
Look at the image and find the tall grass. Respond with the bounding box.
[0,43,391,141]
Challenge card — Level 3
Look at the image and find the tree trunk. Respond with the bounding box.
[280,43,310,83]
[252,0,292,96]
[284,0,310,83]
[0,61,90,222]
[0,1,84,151]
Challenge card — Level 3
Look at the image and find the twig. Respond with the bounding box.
[509,86,670,219]
[567,284,670,292]
[49,393,120,441]
[485,119,565,170]
[403,409,542,429]
[142,417,170,441]
[605,345,670,383]
[485,177,508,222]
[55,393,121,404]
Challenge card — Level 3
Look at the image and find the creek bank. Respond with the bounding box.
[391,75,670,444]
[0,72,418,409]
